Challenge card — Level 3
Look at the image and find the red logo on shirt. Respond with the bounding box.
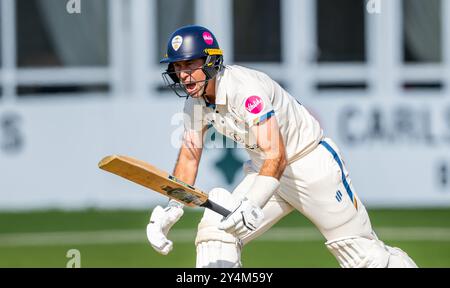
[245,96,264,114]
[203,32,214,45]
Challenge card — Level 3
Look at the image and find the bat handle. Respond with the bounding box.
[201,199,232,217]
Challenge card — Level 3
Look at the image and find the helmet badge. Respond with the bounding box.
[171,35,183,51]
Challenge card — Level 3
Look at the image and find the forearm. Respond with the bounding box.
[172,149,200,186]
[246,123,287,207]
[169,129,204,207]
[254,119,287,180]
[167,150,200,208]
[172,128,205,185]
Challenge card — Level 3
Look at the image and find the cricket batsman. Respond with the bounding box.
[146,25,418,268]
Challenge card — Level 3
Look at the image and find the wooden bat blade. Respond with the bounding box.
[98,155,232,216]
[98,155,209,207]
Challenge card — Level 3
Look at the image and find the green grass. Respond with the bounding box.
[0,208,449,267]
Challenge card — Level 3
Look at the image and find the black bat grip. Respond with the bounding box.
[201,199,232,217]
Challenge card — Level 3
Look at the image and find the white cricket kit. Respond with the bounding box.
[186,65,417,268]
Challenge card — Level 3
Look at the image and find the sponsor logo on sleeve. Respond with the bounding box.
[245,96,264,114]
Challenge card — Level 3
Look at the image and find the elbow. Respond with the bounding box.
[279,153,288,172]
[263,148,287,172]
[269,150,287,173]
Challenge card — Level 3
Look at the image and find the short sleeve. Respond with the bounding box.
[237,91,275,127]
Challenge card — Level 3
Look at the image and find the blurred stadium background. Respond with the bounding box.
[0,0,449,267]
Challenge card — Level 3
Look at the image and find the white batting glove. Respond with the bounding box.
[218,198,264,239]
[146,203,184,255]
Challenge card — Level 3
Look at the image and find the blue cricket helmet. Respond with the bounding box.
[160,25,224,97]
[160,25,222,64]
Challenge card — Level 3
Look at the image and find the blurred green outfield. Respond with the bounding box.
[0,208,449,268]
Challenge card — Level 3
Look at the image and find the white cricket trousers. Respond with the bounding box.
[238,137,374,244]
[196,137,417,268]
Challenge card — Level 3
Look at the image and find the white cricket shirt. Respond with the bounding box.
[183,65,323,167]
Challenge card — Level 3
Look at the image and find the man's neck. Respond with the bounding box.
[204,94,215,104]
[203,78,216,104]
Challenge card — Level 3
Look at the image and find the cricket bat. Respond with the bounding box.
[98,155,232,217]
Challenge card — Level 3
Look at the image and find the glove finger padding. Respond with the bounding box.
[235,223,250,238]
[149,206,166,226]
[218,199,264,237]
[219,211,240,231]
[147,205,184,255]
[146,223,173,255]
[161,205,184,234]
[222,216,243,235]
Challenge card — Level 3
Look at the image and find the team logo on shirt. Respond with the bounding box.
[202,32,214,45]
[171,35,183,51]
[245,96,264,114]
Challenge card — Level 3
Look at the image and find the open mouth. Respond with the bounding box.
[184,83,197,93]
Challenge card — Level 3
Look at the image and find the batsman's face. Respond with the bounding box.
[173,59,206,98]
